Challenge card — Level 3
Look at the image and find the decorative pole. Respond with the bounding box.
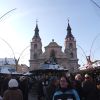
[0,8,17,71]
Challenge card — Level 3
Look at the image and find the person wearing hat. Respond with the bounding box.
[19,76,29,100]
[3,79,23,100]
[82,74,99,100]
[73,74,84,100]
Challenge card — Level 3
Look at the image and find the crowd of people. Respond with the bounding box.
[0,74,29,100]
[39,73,100,100]
[0,73,100,100]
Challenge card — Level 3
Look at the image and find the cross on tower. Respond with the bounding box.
[36,19,38,25]
[67,17,70,23]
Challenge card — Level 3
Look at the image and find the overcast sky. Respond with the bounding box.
[0,0,100,67]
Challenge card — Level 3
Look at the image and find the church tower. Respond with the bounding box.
[29,20,79,72]
[64,20,79,72]
[30,22,42,70]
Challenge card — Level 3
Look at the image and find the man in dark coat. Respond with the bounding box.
[82,74,99,100]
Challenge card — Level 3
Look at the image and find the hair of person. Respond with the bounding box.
[59,75,72,89]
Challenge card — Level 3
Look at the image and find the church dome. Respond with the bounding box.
[47,39,60,47]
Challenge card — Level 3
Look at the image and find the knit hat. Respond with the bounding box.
[8,79,18,88]
[75,74,82,80]
[85,74,90,78]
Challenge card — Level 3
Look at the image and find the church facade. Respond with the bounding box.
[29,21,79,73]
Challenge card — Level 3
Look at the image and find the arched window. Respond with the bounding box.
[50,49,57,64]
[34,44,37,49]
[70,52,73,58]
[69,43,73,48]
[50,49,55,57]
[33,53,37,59]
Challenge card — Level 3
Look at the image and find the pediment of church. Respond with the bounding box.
[45,39,62,48]
[39,40,67,59]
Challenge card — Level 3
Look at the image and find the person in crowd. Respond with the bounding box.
[45,77,59,100]
[1,74,11,96]
[82,74,99,100]
[19,76,29,100]
[53,75,80,100]
[97,81,100,100]
[37,80,44,100]
[0,96,2,100]
[0,75,4,97]
[73,74,84,100]
[3,78,23,100]
[37,79,45,100]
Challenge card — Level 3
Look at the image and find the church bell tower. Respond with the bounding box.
[30,22,42,70]
[64,20,78,72]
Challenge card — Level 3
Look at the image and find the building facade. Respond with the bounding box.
[29,21,79,73]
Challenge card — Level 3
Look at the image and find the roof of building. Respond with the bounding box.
[40,63,68,70]
[45,39,62,48]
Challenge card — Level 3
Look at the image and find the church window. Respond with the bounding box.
[50,49,57,64]
[70,52,73,58]
[34,44,37,49]
[34,53,37,59]
[69,43,73,48]
[50,49,55,57]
